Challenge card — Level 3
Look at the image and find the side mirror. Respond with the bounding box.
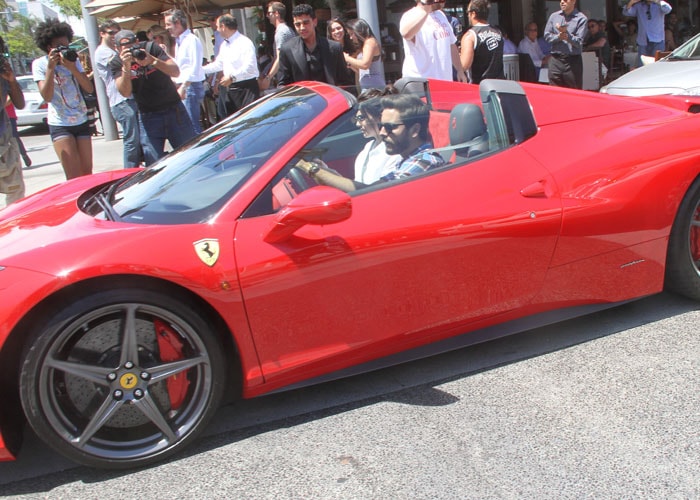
[264,186,352,243]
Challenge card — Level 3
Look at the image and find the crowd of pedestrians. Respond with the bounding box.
[1,0,682,207]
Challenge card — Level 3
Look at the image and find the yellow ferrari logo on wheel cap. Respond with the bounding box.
[194,239,220,267]
[120,373,138,389]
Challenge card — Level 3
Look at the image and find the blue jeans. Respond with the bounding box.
[111,99,141,168]
[139,101,195,166]
[637,39,665,66]
[183,81,205,135]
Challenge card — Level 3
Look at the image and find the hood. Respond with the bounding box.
[602,60,700,96]
[0,170,135,272]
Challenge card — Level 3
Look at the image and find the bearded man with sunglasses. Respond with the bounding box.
[623,0,672,66]
[94,20,141,168]
[296,94,443,190]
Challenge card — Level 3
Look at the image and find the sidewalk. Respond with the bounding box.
[1,130,126,210]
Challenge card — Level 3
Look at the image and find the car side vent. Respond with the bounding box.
[688,104,700,114]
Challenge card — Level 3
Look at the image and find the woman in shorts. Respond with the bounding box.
[32,19,94,179]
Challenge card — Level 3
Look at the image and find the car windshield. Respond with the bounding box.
[18,78,39,92]
[99,86,327,224]
[668,33,700,60]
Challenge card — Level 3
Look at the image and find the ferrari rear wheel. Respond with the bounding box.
[19,288,225,469]
[666,177,700,300]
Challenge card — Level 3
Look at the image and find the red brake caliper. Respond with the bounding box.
[154,319,189,409]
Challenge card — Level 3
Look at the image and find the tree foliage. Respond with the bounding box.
[5,15,42,59]
[52,0,83,18]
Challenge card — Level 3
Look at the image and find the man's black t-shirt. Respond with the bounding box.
[109,42,180,113]
[470,25,506,84]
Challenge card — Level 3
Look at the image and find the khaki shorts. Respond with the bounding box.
[0,134,26,205]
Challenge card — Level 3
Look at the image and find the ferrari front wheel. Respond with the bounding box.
[666,176,700,300]
[19,288,225,469]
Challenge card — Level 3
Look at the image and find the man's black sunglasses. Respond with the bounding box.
[379,122,405,133]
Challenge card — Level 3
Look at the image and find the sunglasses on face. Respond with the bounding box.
[352,115,367,125]
[380,122,405,133]
[105,30,119,35]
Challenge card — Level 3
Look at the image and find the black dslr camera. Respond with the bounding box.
[53,45,78,62]
[129,44,148,61]
[0,53,8,73]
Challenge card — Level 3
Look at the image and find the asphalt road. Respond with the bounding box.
[0,292,698,499]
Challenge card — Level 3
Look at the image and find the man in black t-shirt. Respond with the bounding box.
[110,29,195,165]
[460,0,506,84]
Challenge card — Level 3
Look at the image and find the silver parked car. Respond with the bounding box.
[15,75,48,126]
[601,33,700,96]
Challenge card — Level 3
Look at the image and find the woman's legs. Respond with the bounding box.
[77,137,93,176]
[53,135,92,179]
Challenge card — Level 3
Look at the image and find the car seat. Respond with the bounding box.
[448,103,489,161]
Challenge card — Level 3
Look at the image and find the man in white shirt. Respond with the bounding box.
[203,14,259,118]
[518,22,550,78]
[400,0,467,82]
[165,9,205,133]
[93,20,141,167]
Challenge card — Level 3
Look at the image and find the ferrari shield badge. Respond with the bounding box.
[193,239,220,267]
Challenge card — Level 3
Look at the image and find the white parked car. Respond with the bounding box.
[601,33,700,96]
[15,75,48,126]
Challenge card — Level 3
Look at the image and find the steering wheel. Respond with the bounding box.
[287,163,313,192]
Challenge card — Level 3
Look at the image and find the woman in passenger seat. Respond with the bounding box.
[296,87,401,192]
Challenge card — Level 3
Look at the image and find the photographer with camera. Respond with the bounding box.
[0,35,27,205]
[110,29,195,165]
[32,19,94,180]
[95,20,141,168]
[623,0,672,66]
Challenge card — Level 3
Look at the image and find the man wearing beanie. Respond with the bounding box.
[110,29,196,165]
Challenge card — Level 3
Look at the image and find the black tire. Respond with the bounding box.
[665,176,700,300]
[19,287,226,469]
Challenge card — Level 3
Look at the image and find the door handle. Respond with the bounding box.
[520,180,548,198]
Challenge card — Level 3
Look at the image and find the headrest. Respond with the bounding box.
[449,103,487,146]
[393,77,427,97]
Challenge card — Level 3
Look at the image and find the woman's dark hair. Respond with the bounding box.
[327,17,357,54]
[347,18,377,45]
[34,18,74,53]
[358,86,397,120]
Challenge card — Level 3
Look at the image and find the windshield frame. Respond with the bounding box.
[668,33,700,60]
[84,86,344,225]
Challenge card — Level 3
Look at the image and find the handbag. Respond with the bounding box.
[81,88,98,109]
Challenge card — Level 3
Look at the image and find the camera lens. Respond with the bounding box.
[131,47,147,60]
[56,45,78,62]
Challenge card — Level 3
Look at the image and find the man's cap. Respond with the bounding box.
[115,29,136,46]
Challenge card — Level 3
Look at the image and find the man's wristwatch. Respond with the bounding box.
[308,162,321,176]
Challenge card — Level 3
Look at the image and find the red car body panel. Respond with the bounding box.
[2,80,700,461]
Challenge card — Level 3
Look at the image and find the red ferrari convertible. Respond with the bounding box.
[1,78,700,469]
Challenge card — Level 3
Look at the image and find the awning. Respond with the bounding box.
[86,0,260,19]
